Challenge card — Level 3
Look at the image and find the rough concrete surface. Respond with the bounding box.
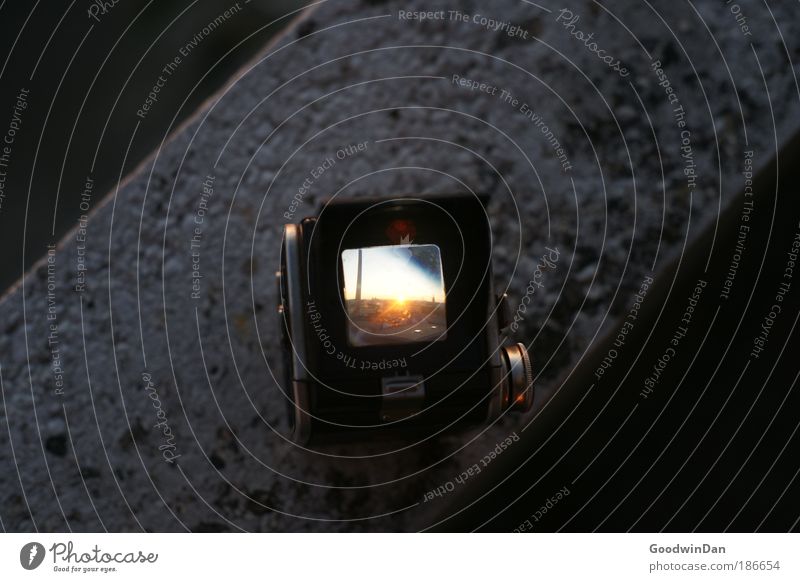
[1,0,799,531]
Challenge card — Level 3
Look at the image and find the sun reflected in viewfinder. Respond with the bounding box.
[342,244,447,346]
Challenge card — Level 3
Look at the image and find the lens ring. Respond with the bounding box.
[503,343,534,413]
[516,343,534,413]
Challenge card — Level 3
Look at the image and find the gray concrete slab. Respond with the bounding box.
[1,0,798,531]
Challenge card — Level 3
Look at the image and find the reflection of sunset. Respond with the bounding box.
[373,299,412,327]
[342,244,447,346]
[342,245,445,303]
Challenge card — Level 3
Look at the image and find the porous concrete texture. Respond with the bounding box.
[1,0,799,531]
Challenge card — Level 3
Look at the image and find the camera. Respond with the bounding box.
[276,193,533,446]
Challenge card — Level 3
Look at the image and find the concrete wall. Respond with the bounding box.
[1,0,798,531]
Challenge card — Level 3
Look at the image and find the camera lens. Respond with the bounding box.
[501,343,534,412]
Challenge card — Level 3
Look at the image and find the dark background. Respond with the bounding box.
[0,0,305,293]
[0,0,798,533]
[434,130,800,532]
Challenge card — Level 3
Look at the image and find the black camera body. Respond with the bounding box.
[277,194,532,446]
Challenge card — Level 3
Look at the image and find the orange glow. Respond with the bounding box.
[342,244,447,346]
[342,245,445,303]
